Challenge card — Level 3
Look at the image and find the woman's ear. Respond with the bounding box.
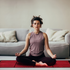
[32,24,33,27]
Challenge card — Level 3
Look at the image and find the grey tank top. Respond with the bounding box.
[29,31,45,56]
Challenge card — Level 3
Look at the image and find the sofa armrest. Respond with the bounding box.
[65,33,70,45]
[65,33,70,56]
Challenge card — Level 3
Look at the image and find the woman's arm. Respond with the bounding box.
[43,33,56,59]
[15,33,30,56]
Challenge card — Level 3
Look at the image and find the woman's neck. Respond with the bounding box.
[34,29,40,34]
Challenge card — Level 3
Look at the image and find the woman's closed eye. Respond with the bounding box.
[34,23,40,25]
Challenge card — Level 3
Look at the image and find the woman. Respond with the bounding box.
[15,16,56,67]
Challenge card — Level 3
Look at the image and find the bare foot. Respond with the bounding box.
[35,61,48,67]
[39,61,48,66]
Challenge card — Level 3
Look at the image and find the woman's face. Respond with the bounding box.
[32,20,41,30]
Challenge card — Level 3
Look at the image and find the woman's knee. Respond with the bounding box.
[48,59,56,66]
[16,56,22,61]
[52,59,56,64]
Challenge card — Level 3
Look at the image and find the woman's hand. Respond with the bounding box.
[51,54,56,59]
[15,53,20,56]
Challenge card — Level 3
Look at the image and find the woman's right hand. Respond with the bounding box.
[15,53,20,56]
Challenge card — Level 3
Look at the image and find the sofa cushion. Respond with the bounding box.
[0,41,25,55]
[46,28,56,40]
[50,30,69,42]
[45,28,69,42]
[44,41,69,58]
[0,32,4,42]
[2,30,17,42]
[0,28,29,41]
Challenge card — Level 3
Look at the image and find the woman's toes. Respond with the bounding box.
[36,61,48,67]
[44,63,48,66]
[39,62,48,66]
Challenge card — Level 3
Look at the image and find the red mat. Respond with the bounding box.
[0,60,70,68]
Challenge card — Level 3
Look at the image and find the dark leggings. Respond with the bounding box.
[16,53,56,66]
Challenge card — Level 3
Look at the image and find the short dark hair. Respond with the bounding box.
[30,15,43,27]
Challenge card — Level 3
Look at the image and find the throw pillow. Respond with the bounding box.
[0,32,4,42]
[49,30,69,42]
[46,28,56,40]
[3,30,17,42]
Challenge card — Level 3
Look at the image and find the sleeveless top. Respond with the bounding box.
[29,31,45,56]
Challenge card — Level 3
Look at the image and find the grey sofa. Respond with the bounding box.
[0,28,70,59]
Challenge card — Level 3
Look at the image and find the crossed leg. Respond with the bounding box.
[16,55,56,67]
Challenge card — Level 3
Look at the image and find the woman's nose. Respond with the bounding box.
[36,25,38,27]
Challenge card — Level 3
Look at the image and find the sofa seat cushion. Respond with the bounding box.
[0,41,26,55]
[44,41,69,58]
[49,41,69,47]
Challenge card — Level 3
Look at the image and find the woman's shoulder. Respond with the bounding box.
[42,32,48,39]
[27,32,32,39]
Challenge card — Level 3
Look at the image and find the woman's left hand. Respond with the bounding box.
[51,54,56,59]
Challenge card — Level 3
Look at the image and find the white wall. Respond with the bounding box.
[0,0,70,31]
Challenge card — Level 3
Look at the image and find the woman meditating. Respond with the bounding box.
[15,16,56,67]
